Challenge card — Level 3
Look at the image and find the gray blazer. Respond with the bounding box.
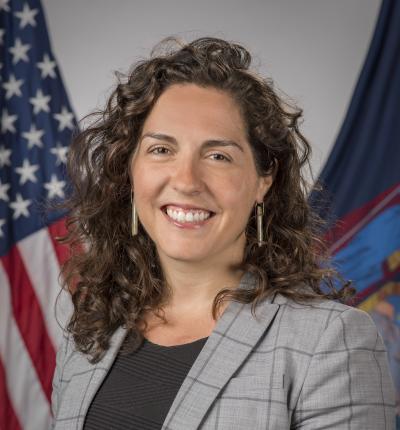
[51,272,396,429]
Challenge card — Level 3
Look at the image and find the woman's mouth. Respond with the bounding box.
[161,205,216,228]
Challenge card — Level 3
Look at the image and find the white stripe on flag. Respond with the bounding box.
[0,262,52,429]
[18,228,73,349]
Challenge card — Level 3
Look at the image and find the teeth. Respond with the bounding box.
[165,207,211,223]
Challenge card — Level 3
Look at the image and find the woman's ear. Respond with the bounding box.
[256,159,277,202]
[256,174,273,202]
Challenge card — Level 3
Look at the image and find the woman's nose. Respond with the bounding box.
[171,158,204,194]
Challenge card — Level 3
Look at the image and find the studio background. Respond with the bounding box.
[42,0,381,177]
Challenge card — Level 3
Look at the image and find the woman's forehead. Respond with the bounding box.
[141,83,247,138]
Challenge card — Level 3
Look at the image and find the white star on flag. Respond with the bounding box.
[2,73,24,99]
[1,109,17,133]
[0,180,10,201]
[44,174,66,199]
[14,3,38,28]
[0,145,12,167]
[22,124,45,149]
[10,193,32,219]
[0,29,5,45]
[15,158,39,185]
[9,37,31,64]
[50,143,69,165]
[0,219,5,237]
[0,0,10,12]
[29,89,51,114]
[37,53,56,79]
[54,106,74,131]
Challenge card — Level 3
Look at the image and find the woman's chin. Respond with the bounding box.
[157,244,212,265]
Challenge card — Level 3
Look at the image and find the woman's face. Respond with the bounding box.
[130,83,272,268]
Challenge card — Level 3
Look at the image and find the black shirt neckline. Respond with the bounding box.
[143,336,209,349]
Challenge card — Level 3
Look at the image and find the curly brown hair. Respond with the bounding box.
[58,36,354,363]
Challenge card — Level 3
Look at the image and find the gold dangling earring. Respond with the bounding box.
[131,191,138,236]
[255,201,264,247]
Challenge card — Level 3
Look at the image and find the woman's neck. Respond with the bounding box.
[167,269,243,311]
[158,258,244,315]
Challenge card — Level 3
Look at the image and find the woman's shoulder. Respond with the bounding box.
[272,291,353,314]
[272,290,367,318]
[270,297,396,428]
[269,292,381,348]
[55,325,127,369]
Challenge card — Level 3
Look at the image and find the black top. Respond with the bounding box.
[83,336,209,430]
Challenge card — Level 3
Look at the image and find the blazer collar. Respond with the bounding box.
[75,271,280,430]
[161,271,280,429]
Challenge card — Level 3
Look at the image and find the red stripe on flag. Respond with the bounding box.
[48,217,84,294]
[1,247,56,404]
[324,182,400,254]
[48,218,70,267]
[0,357,22,430]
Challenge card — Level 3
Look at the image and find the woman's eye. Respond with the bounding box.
[148,147,230,162]
[149,146,170,155]
[209,153,230,162]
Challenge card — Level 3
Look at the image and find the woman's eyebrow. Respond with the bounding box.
[140,132,244,152]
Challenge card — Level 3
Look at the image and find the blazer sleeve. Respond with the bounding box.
[291,307,396,430]
[50,331,70,429]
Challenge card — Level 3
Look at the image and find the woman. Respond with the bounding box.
[51,36,395,429]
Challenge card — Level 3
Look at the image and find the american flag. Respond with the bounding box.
[0,0,76,428]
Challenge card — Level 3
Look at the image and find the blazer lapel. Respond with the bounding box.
[161,272,280,430]
[73,326,128,429]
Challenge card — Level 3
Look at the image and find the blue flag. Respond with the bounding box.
[310,0,400,425]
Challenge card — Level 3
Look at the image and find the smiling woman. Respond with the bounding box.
[130,84,272,274]
[51,36,395,430]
